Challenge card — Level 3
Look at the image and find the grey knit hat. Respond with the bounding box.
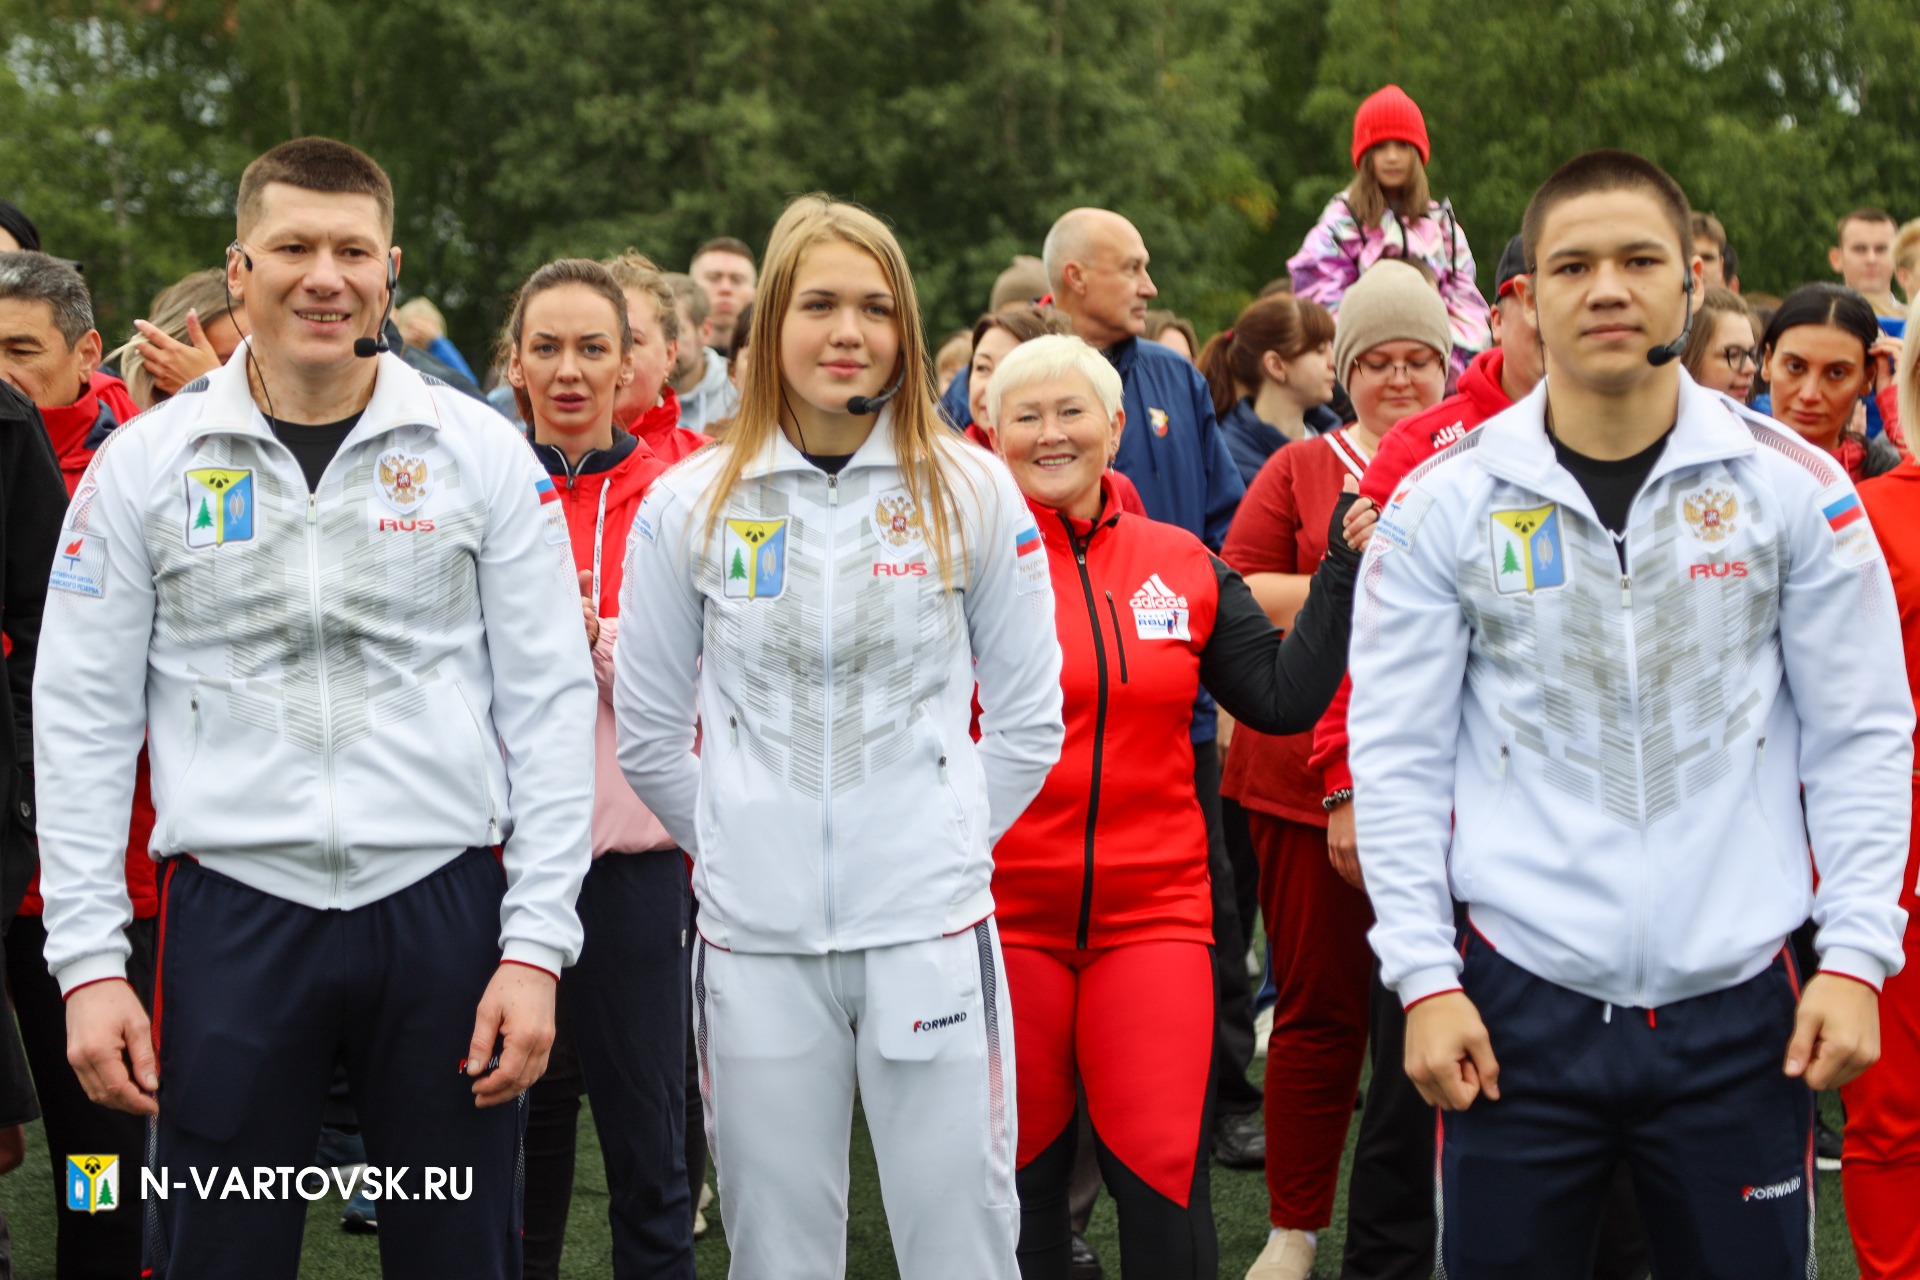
[1332,259,1453,382]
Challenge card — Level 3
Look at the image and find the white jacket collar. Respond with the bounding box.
[1475,369,1758,507]
[195,338,447,447]
[738,404,901,479]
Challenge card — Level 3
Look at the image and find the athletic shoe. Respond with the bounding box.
[1245,1228,1315,1280]
[340,1186,378,1234]
[1253,1004,1274,1059]
[1213,1110,1266,1169]
[1069,1232,1104,1280]
[1816,1117,1844,1171]
[694,1180,715,1240]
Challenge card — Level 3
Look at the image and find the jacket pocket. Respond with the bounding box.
[924,715,972,845]
[163,685,206,849]
[453,681,503,845]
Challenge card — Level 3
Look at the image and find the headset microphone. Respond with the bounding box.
[847,363,906,415]
[353,252,399,359]
[1646,270,1695,367]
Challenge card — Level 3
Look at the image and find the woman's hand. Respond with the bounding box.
[1326,798,1362,889]
[579,570,600,647]
[1339,475,1378,553]
[132,311,223,397]
[1870,332,1904,389]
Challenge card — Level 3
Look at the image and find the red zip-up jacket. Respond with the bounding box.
[993,475,1358,951]
[1310,347,1514,797]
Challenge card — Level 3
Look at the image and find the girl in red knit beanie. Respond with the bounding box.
[1287,85,1491,384]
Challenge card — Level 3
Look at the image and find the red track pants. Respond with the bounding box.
[1253,811,1375,1229]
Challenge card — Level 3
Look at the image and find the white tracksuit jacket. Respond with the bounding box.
[34,346,596,993]
[614,418,1065,954]
[1350,374,1913,1010]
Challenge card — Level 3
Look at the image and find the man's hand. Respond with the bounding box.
[1405,990,1501,1111]
[132,312,223,398]
[466,963,557,1107]
[65,980,158,1116]
[579,570,600,647]
[1784,972,1880,1091]
[1326,798,1363,889]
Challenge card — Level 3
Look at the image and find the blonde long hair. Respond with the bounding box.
[704,194,968,586]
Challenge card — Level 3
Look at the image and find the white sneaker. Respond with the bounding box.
[1245,1228,1315,1280]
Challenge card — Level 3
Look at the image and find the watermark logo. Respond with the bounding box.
[66,1156,119,1213]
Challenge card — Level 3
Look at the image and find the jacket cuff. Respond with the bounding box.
[1817,947,1888,994]
[56,952,129,998]
[1397,964,1465,1010]
[1322,758,1354,798]
[500,941,566,980]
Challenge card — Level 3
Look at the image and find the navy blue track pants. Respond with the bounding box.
[144,848,525,1280]
[1439,933,1813,1280]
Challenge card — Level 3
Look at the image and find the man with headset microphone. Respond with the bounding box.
[1347,149,1910,1276]
[33,137,595,1279]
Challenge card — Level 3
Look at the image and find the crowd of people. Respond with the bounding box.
[0,80,1915,1280]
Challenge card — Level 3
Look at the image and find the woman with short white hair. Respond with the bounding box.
[982,334,1373,1280]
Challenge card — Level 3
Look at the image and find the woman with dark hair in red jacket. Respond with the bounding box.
[982,334,1371,1280]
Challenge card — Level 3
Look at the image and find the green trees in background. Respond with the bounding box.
[4,0,1917,366]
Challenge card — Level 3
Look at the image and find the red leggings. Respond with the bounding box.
[1006,940,1214,1202]
[1253,811,1375,1229]
[1842,915,1920,1278]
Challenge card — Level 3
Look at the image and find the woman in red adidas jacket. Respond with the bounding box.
[501,258,697,1279]
[1847,294,1920,1280]
[982,335,1370,1280]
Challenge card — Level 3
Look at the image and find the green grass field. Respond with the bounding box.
[0,1076,1858,1278]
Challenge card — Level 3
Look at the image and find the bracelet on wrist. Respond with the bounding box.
[1323,787,1354,811]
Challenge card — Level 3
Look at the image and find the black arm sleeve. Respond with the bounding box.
[1198,492,1360,736]
[0,384,70,764]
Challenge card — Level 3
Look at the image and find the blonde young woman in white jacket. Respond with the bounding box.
[615,195,1065,1279]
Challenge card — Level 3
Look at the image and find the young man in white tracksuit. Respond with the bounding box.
[616,197,1064,1279]
[1348,150,1913,1278]
[33,139,596,1279]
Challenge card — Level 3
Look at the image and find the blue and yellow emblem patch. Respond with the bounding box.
[66,1155,118,1213]
[723,518,787,600]
[184,468,254,548]
[1490,504,1567,595]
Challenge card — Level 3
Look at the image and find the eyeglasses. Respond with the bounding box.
[1718,345,1759,373]
[1352,354,1442,381]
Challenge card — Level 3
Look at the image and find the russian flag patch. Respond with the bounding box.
[1823,492,1863,532]
[535,476,560,505]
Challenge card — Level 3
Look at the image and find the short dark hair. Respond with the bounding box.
[0,200,40,253]
[691,236,756,268]
[1690,211,1727,253]
[1521,150,1691,273]
[662,271,710,331]
[236,137,395,237]
[0,251,94,346]
[1836,207,1897,243]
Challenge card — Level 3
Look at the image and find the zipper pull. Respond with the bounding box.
[1756,736,1767,767]
[827,474,839,506]
[1498,744,1509,777]
[938,754,949,784]
[308,493,319,526]
[1619,574,1632,608]
[729,714,739,746]
[190,690,200,730]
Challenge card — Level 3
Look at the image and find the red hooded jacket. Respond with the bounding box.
[1309,347,1517,797]
[629,386,710,467]
[21,371,157,918]
[38,371,139,493]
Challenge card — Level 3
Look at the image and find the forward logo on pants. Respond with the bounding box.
[1741,1174,1802,1203]
[912,1011,967,1033]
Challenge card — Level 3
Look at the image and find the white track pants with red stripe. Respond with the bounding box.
[692,918,1019,1279]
